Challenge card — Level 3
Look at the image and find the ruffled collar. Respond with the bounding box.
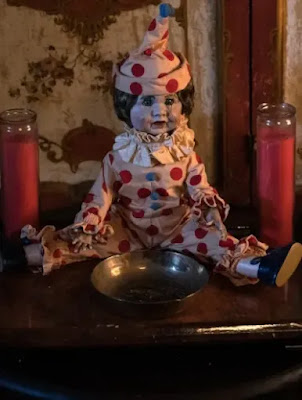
[113,117,195,167]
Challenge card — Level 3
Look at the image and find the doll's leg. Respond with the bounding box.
[162,218,302,286]
[161,218,268,286]
[24,211,144,275]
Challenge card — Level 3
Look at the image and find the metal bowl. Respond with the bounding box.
[91,250,209,318]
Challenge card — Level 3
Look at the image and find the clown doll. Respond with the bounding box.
[6,3,302,287]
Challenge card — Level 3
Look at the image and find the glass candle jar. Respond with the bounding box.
[256,102,296,248]
[0,108,40,240]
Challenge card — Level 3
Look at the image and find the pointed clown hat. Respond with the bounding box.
[113,3,191,96]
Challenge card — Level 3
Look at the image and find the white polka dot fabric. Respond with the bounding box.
[113,14,191,95]
[28,136,267,286]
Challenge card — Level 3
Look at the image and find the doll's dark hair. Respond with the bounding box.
[113,79,195,127]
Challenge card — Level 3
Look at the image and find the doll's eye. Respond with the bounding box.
[142,97,153,106]
[165,98,174,106]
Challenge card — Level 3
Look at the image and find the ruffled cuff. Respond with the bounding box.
[191,191,230,222]
[72,206,105,235]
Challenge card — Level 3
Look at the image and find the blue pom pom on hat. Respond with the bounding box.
[113,3,191,96]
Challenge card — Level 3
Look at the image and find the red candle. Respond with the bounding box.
[256,103,296,247]
[0,109,40,240]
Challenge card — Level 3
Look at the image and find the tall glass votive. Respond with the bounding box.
[256,102,296,248]
[0,108,40,240]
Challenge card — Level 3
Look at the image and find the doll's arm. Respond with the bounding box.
[185,152,230,223]
[72,152,116,236]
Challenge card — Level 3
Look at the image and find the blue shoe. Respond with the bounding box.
[258,242,302,286]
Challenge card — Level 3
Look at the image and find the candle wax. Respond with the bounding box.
[1,132,39,239]
[257,126,295,247]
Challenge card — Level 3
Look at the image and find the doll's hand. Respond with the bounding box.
[206,207,228,240]
[71,228,93,253]
[93,224,114,244]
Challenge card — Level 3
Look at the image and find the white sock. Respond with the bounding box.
[24,244,43,266]
[236,256,261,278]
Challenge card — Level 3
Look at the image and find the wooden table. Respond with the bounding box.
[1,202,302,399]
[0,258,302,348]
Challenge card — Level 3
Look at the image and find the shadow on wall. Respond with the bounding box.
[39,119,115,173]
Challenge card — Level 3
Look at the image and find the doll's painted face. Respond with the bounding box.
[130,93,182,135]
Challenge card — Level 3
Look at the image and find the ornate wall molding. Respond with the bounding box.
[7,0,161,44]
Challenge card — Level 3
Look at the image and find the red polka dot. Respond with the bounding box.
[219,239,236,251]
[156,188,169,197]
[206,197,215,206]
[144,48,152,56]
[195,228,208,239]
[109,153,114,164]
[104,212,111,221]
[197,243,208,254]
[166,79,178,93]
[163,50,174,61]
[131,63,145,77]
[196,153,203,164]
[83,207,99,219]
[91,254,100,259]
[161,208,173,216]
[118,240,130,253]
[120,170,132,184]
[190,175,201,186]
[130,82,143,95]
[53,249,62,258]
[162,30,169,40]
[87,207,99,215]
[148,18,156,31]
[132,209,145,218]
[137,188,151,198]
[146,225,159,236]
[85,224,95,232]
[102,182,107,193]
[113,181,122,193]
[171,234,184,244]
[120,196,132,207]
[248,236,258,246]
[84,193,94,203]
[170,167,183,181]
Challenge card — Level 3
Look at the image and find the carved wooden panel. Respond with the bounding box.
[251,0,284,203]
[252,0,283,134]
[219,0,251,206]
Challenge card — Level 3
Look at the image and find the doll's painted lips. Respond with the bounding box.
[152,121,166,128]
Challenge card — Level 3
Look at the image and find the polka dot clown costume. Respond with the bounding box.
[19,3,302,287]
